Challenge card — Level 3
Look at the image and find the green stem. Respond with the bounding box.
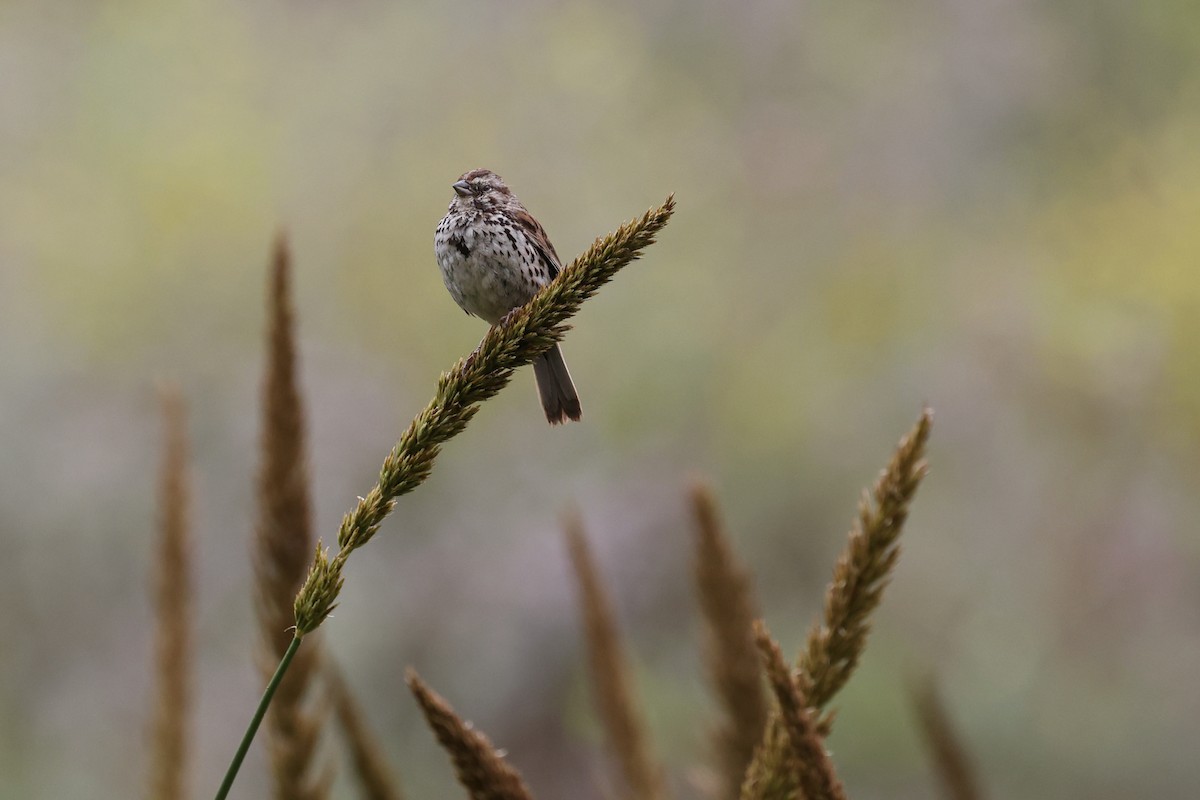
[214,634,303,800]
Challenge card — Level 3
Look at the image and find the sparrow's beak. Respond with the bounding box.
[451,180,471,197]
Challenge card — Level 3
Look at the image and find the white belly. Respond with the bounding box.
[436,215,544,324]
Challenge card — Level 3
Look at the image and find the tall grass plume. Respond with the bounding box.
[690,480,768,800]
[406,669,534,800]
[148,384,193,800]
[566,513,668,800]
[325,660,405,800]
[742,409,932,800]
[753,621,846,800]
[913,678,983,800]
[801,409,932,709]
[254,234,330,799]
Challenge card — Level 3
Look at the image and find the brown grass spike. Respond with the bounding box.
[254,233,330,800]
[148,385,193,800]
[912,679,983,800]
[406,669,534,800]
[566,513,668,800]
[325,659,406,800]
[741,409,932,800]
[690,480,769,800]
[800,408,932,711]
[753,621,847,800]
[738,718,800,800]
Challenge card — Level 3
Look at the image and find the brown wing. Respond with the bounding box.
[511,208,563,278]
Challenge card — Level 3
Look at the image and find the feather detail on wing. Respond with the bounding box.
[511,208,562,277]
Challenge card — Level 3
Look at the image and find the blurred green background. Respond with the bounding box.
[3,1,1199,797]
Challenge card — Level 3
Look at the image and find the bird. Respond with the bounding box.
[434,168,582,424]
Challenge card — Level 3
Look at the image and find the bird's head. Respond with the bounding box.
[450,168,513,212]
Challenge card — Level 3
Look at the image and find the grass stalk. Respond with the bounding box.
[215,635,302,800]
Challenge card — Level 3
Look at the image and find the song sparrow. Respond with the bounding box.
[434,168,582,424]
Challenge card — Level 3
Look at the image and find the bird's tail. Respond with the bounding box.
[533,344,582,425]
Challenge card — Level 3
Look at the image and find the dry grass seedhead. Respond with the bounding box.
[690,480,768,800]
[294,542,343,635]
[566,514,669,800]
[149,385,192,800]
[913,679,983,800]
[406,669,534,800]
[738,720,801,800]
[753,622,847,800]
[742,409,933,800]
[292,197,675,636]
[801,408,933,711]
[325,659,405,800]
[254,233,329,800]
[257,233,315,656]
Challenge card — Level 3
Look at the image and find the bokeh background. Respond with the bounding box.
[3,1,1199,798]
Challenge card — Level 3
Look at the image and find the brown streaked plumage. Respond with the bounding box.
[434,169,582,424]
